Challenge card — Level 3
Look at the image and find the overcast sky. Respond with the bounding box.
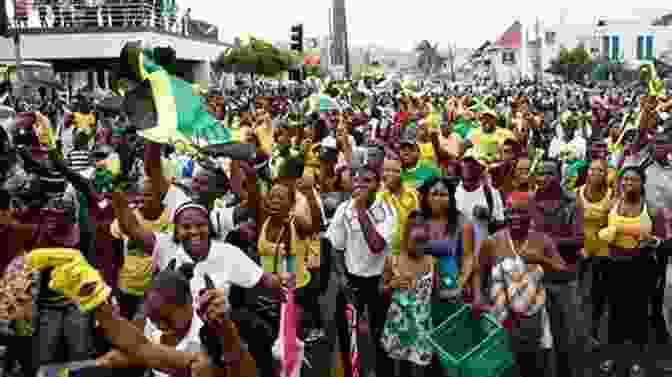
[187,2,670,50]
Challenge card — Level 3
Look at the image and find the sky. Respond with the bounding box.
[186,1,672,50]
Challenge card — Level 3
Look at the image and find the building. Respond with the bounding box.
[542,11,672,71]
[489,21,524,83]
[0,1,228,90]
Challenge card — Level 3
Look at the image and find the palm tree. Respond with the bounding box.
[415,40,445,76]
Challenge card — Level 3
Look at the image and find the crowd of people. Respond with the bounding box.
[0,46,671,377]
[14,0,188,35]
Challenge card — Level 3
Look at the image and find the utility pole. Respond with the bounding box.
[13,0,22,96]
[343,8,350,79]
[535,17,542,83]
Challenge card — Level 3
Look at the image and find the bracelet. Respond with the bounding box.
[220,341,248,368]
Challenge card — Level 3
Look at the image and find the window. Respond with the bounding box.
[638,34,656,60]
[611,35,620,60]
[646,35,655,59]
[502,50,516,65]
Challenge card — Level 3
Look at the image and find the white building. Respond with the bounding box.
[542,12,672,71]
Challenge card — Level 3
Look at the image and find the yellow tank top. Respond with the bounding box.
[608,200,652,250]
[579,185,612,257]
[257,217,311,288]
[73,112,96,135]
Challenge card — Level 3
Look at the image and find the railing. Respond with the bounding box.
[8,1,216,40]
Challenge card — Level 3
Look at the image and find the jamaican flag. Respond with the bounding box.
[117,42,237,146]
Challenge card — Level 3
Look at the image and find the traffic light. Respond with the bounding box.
[290,24,303,52]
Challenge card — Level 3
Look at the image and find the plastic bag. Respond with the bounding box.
[272,286,305,377]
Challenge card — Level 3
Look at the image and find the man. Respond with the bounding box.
[455,154,505,241]
[467,109,513,163]
[328,163,395,377]
[489,138,519,200]
[645,130,672,343]
[434,111,464,174]
[379,157,418,256]
[398,126,442,192]
[530,158,586,377]
[550,110,587,174]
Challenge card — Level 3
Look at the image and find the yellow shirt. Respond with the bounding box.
[111,208,173,295]
[254,123,274,156]
[379,188,419,256]
[419,142,435,163]
[72,112,96,135]
[579,186,612,257]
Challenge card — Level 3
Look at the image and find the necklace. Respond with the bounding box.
[507,231,528,259]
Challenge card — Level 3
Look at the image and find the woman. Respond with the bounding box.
[597,166,654,375]
[577,158,613,345]
[412,176,475,304]
[380,210,435,377]
[25,247,257,377]
[472,192,566,377]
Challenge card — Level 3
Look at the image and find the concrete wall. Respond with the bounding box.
[0,31,227,62]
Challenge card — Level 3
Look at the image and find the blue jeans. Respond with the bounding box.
[33,304,94,366]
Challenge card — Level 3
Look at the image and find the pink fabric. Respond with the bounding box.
[282,284,299,377]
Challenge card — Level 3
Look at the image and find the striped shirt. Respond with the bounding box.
[67,150,91,172]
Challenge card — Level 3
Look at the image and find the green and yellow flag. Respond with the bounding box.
[118,42,236,146]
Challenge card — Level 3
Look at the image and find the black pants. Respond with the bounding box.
[335,272,391,377]
[295,268,324,330]
[650,253,669,343]
[0,335,33,377]
[514,348,550,377]
[591,258,610,339]
[607,255,652,345]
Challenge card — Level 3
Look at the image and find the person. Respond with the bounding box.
[380,210,435,377]
[576,158,612,345]
[473,191,566,377]
[182,8,190,35]
[598,166,653,375]
[328,164,396,377]
[454,154,505,241]
[25,247,258,377]
[379,157,418,256]
[644,130,672,343]
[530,158,586,377]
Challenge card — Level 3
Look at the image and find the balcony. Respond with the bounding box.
[9,1,222,44]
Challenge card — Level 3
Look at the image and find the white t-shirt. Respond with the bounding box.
[326,198,396,277]
[152,233,263,301]
[455,183,505,239]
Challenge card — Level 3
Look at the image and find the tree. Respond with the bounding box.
[214,36,297,78]
[415,40,446,76]
[548,44,592,82]
[303,64,321,79]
